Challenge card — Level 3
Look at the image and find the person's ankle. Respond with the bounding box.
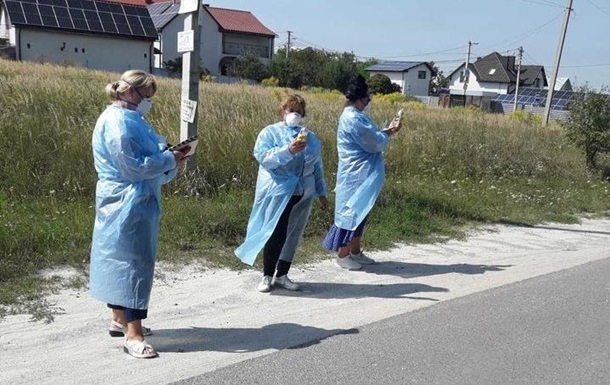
[126,334,144,342]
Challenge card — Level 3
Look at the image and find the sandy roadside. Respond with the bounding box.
[1,219,609,385]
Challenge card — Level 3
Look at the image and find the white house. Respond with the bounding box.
[366,61,434,96]
[545,76,573,91]
[0,0,158,72]
[148,2,276,75]
[447,52,547,99]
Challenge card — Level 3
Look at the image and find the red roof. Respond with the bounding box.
[204,5,276,37]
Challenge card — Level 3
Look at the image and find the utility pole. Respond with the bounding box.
[285,30,292,59]
[513,46,523,112]
[543,0,573,126]
[178,0,201,169]
[463,40,478,106]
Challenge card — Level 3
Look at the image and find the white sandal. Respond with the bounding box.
[123,339,158,359]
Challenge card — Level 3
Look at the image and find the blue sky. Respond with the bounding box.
[214,0,609,89]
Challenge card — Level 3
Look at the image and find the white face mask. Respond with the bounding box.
[137,98,153,116]
[284,112,302,127]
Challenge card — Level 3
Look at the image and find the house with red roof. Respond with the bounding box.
[147,1,276,75]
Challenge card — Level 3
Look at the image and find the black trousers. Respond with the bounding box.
[263,195,302,277]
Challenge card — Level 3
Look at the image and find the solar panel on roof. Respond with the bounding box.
[4,0,157,39]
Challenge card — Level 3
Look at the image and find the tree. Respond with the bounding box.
[228,51,268,82]
[563,86,610,172]
[163,57,210,79]
[367,73,401,95]
[428,61,449,96]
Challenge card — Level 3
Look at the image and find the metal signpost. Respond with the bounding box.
[178,0,201,168]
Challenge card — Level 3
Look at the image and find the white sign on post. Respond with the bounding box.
[181,99,198,123]
[177,30,194,53]
[178,0,198,14]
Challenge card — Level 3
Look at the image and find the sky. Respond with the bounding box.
[212,0,609,90]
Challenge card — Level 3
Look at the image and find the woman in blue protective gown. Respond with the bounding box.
[235,94,328,293]
[90,70,188,358]
[322,74,401,271]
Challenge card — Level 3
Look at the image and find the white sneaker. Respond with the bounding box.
[350,252,375,265]
[335,256,362,270]
[257,275,273,292]
[272,275,300,291]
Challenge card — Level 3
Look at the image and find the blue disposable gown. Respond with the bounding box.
[89,105,177,309]
[334,106,389,231]
[235,122,327,266]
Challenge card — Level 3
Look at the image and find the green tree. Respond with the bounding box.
[429,61,448,96]
[563,86,610,171]
[228,51,268,82]
[268,47,359,91]
[368,73,401,95]
[163,57,210,80]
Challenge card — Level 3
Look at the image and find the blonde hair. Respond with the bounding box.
[277,94,306,118]
[105,69,157,100]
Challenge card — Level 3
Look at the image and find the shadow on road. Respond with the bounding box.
[152,322,358,353]
[363,261,511,279]
[533,225,610,236]
[271,281,448,300]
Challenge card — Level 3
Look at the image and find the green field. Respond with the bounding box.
[1,58,608,321]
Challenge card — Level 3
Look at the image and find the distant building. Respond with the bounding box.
[446,52,547,106]
[366,61,434,96]
[545,76,573,91]
[0,0,157,72]
[148,2,276,75]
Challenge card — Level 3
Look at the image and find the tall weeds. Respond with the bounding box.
[1,58,609,318]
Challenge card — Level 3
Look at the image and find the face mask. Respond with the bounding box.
[362,101,372,116]
[284,112,302,127]
[137,98,153,116]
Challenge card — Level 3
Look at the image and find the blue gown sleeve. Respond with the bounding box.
[253,127,294,169]
[105,127,177,182]
[313,143,327,197]
[351,115,389,154]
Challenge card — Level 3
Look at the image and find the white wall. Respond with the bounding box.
[448,65,509,95]
[0,4,8,40]
[157,10,273,76]
[18,29,152,73]
[369,65,431,96]
[154,13,187,68]
[199,10,222,74]
[403,65,431,96]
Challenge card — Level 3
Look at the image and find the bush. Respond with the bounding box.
[261,76,279,87]
[368,73,402,95]
[509,110,542,125]
[562,86,610,171]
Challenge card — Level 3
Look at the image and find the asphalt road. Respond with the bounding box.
[174,257,610,385]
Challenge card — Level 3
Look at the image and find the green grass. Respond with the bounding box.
[1,58,609,321]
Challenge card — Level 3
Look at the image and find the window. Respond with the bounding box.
[418,70,427,79]
[82,48,85,53]
[489,68,496,75]
[459,70,465,83]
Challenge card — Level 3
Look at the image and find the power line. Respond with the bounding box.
[516,0,564,7]
[584,0,610,18]
[480,11,565,53]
